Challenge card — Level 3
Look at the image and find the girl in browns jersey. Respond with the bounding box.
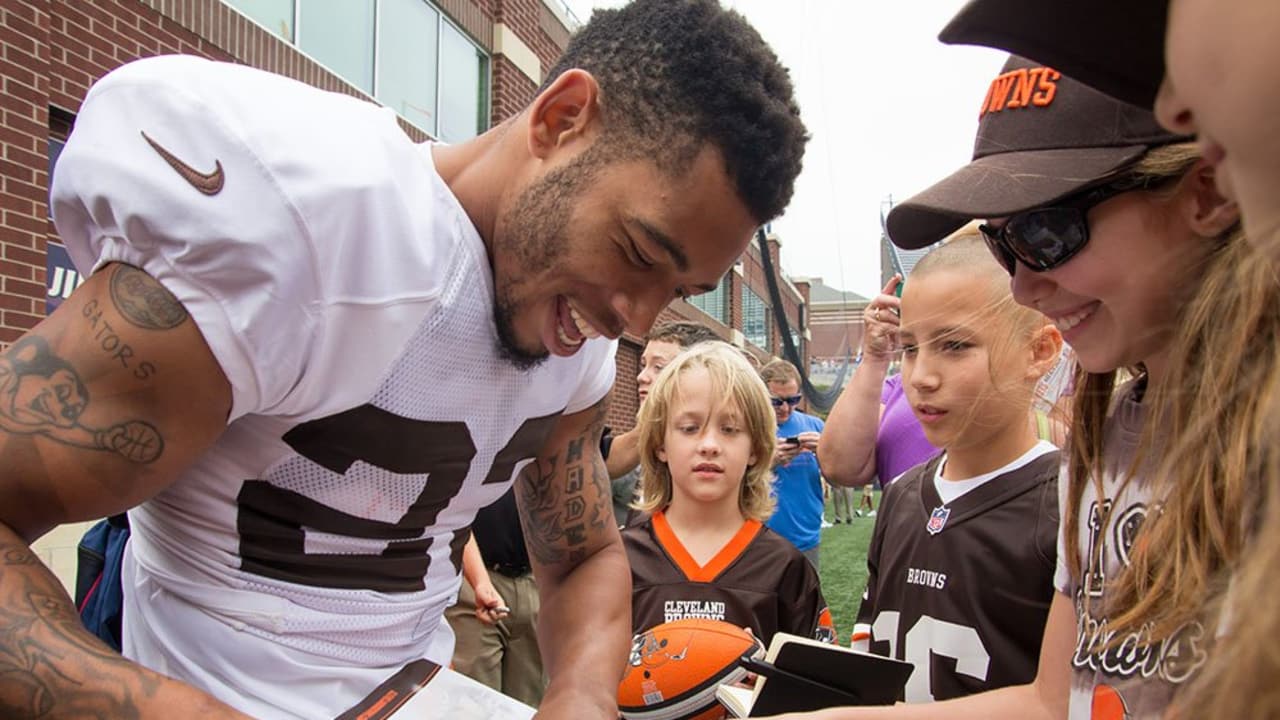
[622,342,835,647]
[934,3,1280,718]
[850,229,1064,703]
[777,56,1256,720]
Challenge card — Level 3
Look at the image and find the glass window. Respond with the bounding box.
[221,0,488,140]
[437,21,487,143]
[688,274,728,324]
[742,286,770,351]
[377,0,440,134]
[226,0,295,40]
[298,0,375,94]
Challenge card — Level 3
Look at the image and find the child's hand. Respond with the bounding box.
[862,275,902,362]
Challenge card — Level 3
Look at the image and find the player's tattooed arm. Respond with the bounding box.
[1,262,230,540]
[109,264,190,330]
[0,526,251,718]
[0,264,233,716]
[0,336,163,463]
[517,397,630,720]
[517,397,614,569]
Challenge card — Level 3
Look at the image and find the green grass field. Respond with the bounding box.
[816,491,879,643]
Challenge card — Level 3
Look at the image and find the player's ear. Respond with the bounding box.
[1026,324,1063,381]
[526,69,600,160]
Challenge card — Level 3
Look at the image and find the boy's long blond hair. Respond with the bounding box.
[633,342,777,520]
[1065,143,1278,650]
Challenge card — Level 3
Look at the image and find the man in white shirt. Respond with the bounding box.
[0,0,808,717]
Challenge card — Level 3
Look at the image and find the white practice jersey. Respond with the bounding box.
[51,55,616,719]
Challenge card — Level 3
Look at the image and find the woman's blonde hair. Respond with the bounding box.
[1065,143,1279,652]
[1173,196,1280,717]
[632,342,777,520]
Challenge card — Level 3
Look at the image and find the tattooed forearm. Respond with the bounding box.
[0,537,163,719]
[81,299,156,380]
[519,401,612,567]
[109,265,188,330]
[0,336,163,464]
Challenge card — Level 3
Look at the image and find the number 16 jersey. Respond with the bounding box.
[51,56,615,719]
[855,447,1059,703]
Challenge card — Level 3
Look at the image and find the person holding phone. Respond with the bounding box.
[761,360,826,570]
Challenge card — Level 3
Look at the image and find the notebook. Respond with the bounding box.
[716,632,912,716]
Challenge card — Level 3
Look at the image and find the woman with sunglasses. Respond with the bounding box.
[936,4,1280,717]
[765,57,1245,720]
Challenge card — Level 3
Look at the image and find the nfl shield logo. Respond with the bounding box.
[926,506,951,535]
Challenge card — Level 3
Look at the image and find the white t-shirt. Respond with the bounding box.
[52,55,616,719]
[931,440,1058,506]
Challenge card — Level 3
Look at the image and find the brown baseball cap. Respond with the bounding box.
[938,0,1167,110]
[886,55,1188,251]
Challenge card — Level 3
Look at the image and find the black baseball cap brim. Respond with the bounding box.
[938,0,1167,109]
[886,145,1148,250]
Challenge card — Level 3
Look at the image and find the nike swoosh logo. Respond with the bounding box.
[140,131,225,196]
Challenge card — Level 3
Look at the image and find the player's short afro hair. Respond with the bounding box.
[541,0,808,224]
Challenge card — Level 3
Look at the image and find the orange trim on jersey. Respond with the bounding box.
[652,510,764,583]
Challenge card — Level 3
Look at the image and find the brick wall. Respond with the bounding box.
[487,0,568,124]
[1,1,51,344]
[1,0,813,441]
[0,0,573,347]
[491,54,538,124]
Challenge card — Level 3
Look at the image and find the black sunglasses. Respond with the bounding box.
[978,176,1157,275]
[770,395,803,407]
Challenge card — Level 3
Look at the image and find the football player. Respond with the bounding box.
[0,1,807,717]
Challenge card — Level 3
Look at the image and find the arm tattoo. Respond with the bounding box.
[109,265,189,330]
[1,542,163,718]
[519,400,612,567]
[81,299,157,381]
[0,336,163,464]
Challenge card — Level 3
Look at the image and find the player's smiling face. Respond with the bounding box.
[899,271,1027,455]
[489,142,755,369]
[657,366,755,510]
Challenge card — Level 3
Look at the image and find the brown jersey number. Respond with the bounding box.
[236,405,558,592]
